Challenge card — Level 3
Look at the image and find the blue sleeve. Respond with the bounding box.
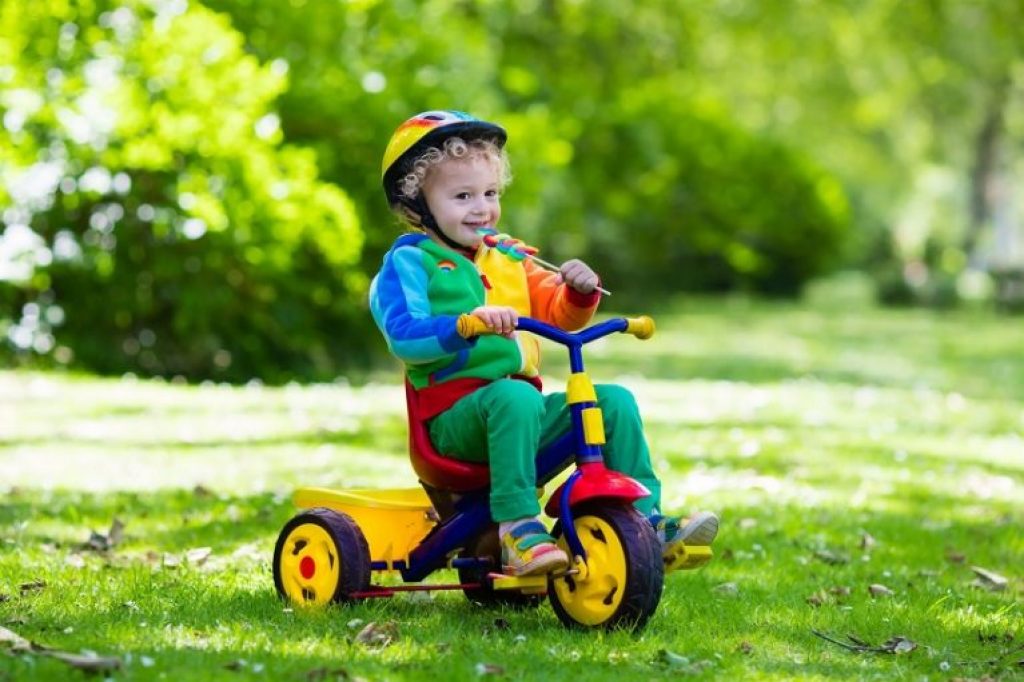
[369,246,474,364]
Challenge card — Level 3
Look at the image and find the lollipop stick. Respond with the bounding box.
[528,254,611,296]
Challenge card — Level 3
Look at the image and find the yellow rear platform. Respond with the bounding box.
[293,487,436,565]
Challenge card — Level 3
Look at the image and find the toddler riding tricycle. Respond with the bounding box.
[272,314,712,630]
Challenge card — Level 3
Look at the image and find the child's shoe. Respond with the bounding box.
[651,511,719,550]
[499,518,569,576]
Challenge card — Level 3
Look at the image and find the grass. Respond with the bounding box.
[1,290,1022,680]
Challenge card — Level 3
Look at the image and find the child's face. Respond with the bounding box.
[421,155,501,249]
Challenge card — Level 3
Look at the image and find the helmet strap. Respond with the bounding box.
[400,195,466,252]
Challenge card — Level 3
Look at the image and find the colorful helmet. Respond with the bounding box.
[381,110,507,208]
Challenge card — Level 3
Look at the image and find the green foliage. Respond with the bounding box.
[5,0,1023,380]
[1,0,366,381]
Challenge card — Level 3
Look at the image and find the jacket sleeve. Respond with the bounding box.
[524,259,601,331]
[369,246,475,364]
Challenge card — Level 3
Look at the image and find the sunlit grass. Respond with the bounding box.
[2,297,1022,680]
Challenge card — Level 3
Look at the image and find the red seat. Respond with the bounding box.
[405,381,490,491]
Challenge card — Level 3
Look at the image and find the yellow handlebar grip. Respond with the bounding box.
[457,314,493,338]
[624,316,656,339]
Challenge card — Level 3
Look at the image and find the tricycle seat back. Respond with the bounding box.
[405,381,490,492]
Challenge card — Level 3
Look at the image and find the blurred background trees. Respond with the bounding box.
[3,0,1023,381]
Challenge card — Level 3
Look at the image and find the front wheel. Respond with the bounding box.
[549,503,663,630]
[273,508,371,606]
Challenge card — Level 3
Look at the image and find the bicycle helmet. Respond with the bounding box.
[381,110,506,247]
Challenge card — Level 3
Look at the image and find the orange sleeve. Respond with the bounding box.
[524,259,600,331]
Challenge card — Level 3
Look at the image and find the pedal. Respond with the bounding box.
[664,544,713,572]
[488,573,549,594]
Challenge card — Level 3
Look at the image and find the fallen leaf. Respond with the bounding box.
[883,636,917,654]
[45,650,121,673]
[0,625,31,652]
[193,485,213,498]
[354,621,398,648]
[81,519,124,553]
[970,566,1008,592]
[830,586,852,597]
[860,533,877,551]
[163,553,182,568]
[656,650,691,668]
[868,584,894,597]
[0,625,121,672]
[108,519,124,547]
[738,641,754,654]
[946,549,966,564]
[806,590,828,607]
[713,582,739,595]
[475,662,505,675]
[815,549,849,565]
[224,659,248,671]
[738,518,758,530]
[19,580,46,594]
[186,547,213,565]
[65,554,85,569]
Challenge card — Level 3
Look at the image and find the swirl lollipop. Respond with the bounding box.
[477,228,611,296]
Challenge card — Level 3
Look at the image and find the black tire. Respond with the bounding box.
[458,526,545,609]
[273,507,371,606]
[549,502,663,630]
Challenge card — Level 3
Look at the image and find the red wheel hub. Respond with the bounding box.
[300,555,316,579]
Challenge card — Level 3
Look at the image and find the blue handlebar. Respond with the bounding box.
[515,317,628,347]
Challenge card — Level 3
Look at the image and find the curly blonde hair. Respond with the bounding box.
[398,136,511,201]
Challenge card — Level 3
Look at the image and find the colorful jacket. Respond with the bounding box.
[369,232,600,418]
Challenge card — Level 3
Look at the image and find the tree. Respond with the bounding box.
[0,0,366,380]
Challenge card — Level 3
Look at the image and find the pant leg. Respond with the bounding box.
[427,379,544,522]
[538,383,662,515]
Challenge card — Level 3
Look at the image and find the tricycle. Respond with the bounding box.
[272,315,712,630]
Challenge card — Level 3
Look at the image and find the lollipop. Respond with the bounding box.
[477,228,611,296]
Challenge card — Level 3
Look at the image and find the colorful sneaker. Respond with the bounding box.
[652,508,718,547]
[499,518,569,576]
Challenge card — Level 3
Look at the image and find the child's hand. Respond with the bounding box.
[558,259,600,294]
[471,306,519,337]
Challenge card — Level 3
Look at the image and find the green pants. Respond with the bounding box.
[428,379,661,521]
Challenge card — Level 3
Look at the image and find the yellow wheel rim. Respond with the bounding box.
[552,515,627,626]
[277,523,342,606]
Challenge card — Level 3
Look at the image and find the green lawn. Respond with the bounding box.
[2,293,1022,680]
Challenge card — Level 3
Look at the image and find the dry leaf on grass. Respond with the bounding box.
[812,630,917,655]
[868,583,894,597]
[0,624,121,673]
[81,519,124,553]
[19,580,45,594]
[186,547,213,565]
[970,566,1008,592]
[353,621,398,648]
[474,662,505,676]
[814,549,849,565]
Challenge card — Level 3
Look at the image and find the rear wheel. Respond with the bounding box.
[273,508,371,606]
[458,526,545,609]
[549,503,663,630]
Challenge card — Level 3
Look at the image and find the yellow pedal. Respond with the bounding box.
[664,544,713,572]
[489,573,549,594]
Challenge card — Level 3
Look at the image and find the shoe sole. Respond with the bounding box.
[504,550,569,577]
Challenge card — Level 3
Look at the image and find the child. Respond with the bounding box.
[370,110,718,576]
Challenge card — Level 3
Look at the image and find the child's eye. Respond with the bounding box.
[455,192,470,200]
[485,190,498,198]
